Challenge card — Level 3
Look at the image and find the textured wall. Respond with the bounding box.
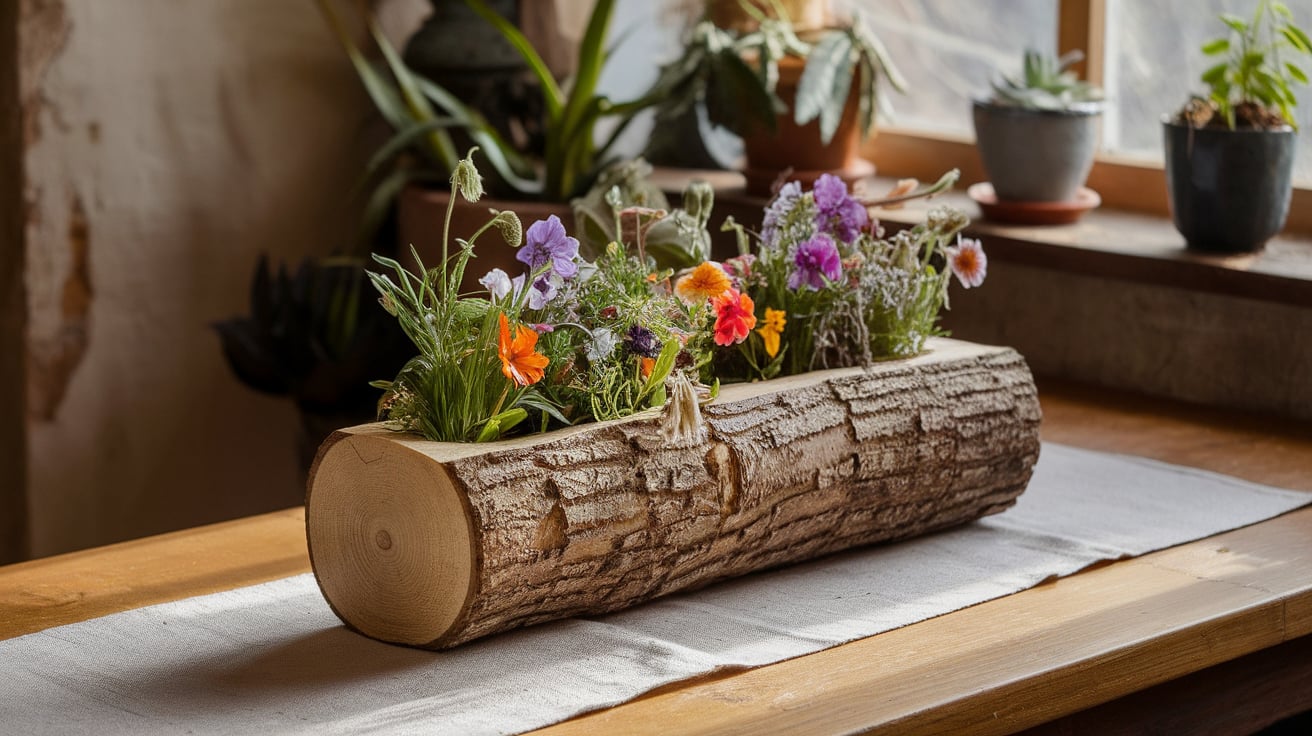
[17,0,424,557]
[2,0,26,564]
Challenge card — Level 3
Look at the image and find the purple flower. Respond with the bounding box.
[761,181,803,248]
[787,234,842,291]
[516,215,579,282]
[512,273,559,310]
[812,174,868,244]
[623,324,662,358]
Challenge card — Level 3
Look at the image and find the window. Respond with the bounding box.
[1103,0,1312,184]
[858,0,1059,137]
[858,0,1312,230]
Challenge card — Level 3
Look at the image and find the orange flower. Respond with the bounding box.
[498,313,549,387]
[756,307,787,358]
[640,357,656,379]
[712,288,756,346]
[675,262,732,305]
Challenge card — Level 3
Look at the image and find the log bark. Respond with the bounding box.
[306,338,1042,648]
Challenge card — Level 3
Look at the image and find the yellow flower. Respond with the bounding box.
[675,262,732,305]
[756,307,787,358]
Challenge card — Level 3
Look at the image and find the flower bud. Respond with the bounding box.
[490,210,523,248]
[451,148,485,203]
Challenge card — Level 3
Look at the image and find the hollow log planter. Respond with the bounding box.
[306,339,1042,649]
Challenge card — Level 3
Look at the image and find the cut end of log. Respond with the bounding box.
[306,432,476,646]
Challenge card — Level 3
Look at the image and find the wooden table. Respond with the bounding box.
[3,380,1310,735]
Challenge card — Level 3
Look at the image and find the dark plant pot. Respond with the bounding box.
[972,100,1101,203]
[399,186,576,292]
[1162,119,1295,254]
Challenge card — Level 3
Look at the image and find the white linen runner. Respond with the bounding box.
[2,444,1308,735]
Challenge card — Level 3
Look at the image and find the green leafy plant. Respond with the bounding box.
[316,0,539,243]
[793,17,907,144]
[990,49,1103,111]
[461,0,677,200]
[319,0,669,211]
[1198,0,1312,129]
[649,1,906,163]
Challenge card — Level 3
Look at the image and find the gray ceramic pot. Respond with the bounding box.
[972,100,1102,202]
[1163,119,1295,253]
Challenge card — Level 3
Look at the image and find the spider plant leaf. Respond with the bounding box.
[462,0,564,120]
[363,119,462,186]
[1287,62,1309,84]
[315,1,410,130]
[364,14,459,170]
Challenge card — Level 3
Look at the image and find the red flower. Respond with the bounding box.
[712,288,757,346]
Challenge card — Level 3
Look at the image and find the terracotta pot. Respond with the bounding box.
[708,0,832,34]
[741,54,873,196]
[398,185,575,291]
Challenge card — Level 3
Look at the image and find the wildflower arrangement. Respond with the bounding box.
[707,171,984,379]
[370,152,984,443]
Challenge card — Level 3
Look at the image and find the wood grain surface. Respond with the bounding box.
[2,378,1310,736]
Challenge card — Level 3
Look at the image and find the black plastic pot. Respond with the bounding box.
[1163,119,1295,253]
[972,100,1102,202]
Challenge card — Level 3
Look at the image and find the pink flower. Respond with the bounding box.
[946,236,987,289]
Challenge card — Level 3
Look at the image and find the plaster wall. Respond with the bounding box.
[19,0,424,557]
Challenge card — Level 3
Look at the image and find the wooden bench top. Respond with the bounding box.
[3,379,1310,734]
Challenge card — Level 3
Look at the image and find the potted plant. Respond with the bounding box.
[318,0,674,274]
[1164,1,1311,254]
[972,49,1104,205]
[303,153,1042,649]
[647,1,906,195]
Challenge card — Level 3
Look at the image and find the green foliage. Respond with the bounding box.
[463,0,669,200]
[727,171,968,382]
[367,153,556,442]
[649,3,906,159]
[794,19,907,144]
[990,49,1103,111]
[570,159,715,269]
[1199,0,1312,128]
[316,0,539,248]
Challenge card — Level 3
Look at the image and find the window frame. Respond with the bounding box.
[862,0,1312,234]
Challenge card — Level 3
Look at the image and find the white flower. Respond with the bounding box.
[586,327,619,362]
[479,268,512,300]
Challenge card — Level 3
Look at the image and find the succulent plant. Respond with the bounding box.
[991,49,1103,111]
